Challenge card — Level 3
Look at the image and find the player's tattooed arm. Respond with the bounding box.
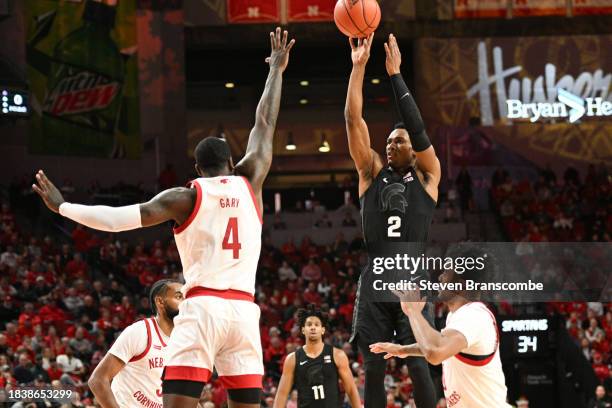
[273,352,296,408]
[235,27,295,197]
[334,348,363,407]
[344,33,383,197]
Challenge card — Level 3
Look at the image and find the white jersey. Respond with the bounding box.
[109,318,169,408]
[174,176,262,296]
[441,302,511,408]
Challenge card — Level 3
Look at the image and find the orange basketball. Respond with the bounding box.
[334,0,381,38]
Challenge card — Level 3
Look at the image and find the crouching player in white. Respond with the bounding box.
[370,245,511,408]
[88,279,184,408]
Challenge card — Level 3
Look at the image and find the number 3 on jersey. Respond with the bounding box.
[387,216,402,237]
[222,217,241,258]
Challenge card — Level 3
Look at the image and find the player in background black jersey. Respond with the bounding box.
[273,306,361,408]
[343,33,441,408]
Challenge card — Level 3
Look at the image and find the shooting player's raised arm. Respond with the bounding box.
[344,33,383,197]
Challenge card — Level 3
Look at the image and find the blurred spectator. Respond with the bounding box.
[64,287,84,313]
[588,385,611,408]
[273,214,287,230]
[455,166,473,213]
[0,296,18,330]
[278,260,297,282]
[56,346,85,379]
[13,353,35,385]
[314,213,332,228]
[342,212,358,227]
[301,258,322,282]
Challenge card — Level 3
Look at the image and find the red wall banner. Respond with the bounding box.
[454,0,507,18]
[573,0,612,15]
[287,0,334,22]
[227,0,280,23]
[512,0,566,16]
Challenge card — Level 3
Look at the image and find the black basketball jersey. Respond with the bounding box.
[360,166,435,247]
[294,344,340,408]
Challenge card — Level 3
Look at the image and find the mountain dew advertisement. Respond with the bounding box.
[26,0,140,158]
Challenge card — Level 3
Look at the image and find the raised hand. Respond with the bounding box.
[349,32,374,67]
[384,33,401,76]
[32,170,65,213]
[265,27,296,73]
[393,288,426,315]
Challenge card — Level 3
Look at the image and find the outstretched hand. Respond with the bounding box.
[265,27,295,73]
[369,342,410,359]
[384,33,401,76]
[349,32,374,67]
[32,170,65,213]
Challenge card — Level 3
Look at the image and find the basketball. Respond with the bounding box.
[334,0,381,38]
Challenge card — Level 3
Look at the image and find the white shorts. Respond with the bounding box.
[163,289,263,389]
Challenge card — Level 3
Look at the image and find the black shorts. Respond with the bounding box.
[351,297,434,363]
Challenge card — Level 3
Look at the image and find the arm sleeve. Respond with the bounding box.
[59,203,142,233]
[108,322,147,364]
[390,73,432,152]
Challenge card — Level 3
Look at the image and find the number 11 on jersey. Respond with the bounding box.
[222,217,241,258]
[312,385,325,400]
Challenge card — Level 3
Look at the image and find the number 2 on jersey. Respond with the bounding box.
[387,216,402,237]
[222,217,241,259]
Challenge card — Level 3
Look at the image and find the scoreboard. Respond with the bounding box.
[499,316,559,407]
[499,317,555,358]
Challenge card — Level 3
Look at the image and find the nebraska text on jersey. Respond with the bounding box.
[108,318,169,408]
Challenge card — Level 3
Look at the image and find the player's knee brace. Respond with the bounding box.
[227,387,262,404]
[162,379,205,399]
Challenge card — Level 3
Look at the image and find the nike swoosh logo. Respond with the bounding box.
[300,361,307,365]
[558,89,586,123]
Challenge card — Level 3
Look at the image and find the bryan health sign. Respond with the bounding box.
[465,40,611,125]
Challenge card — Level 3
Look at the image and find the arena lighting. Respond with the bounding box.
[371,78,380,84]
[299,98,308,105]
[300,80,309,86]
[285,132,296,150]
[318,134,330,153]
[225,82,235,89]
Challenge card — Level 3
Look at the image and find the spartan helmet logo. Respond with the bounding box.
[381,183,409,213]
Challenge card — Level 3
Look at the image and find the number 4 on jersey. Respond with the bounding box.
[222,217,241,259]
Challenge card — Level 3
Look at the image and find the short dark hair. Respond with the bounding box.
[194,137,231,172]
[297,305,327,330]
[394,122,406,131]
[149,279,179,314]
